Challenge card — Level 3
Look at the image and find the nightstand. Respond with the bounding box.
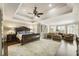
[7,34,16,42]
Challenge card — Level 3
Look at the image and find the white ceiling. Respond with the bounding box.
[3,3,19,21]
[39,13,76,25]
[15,3,73,21]
[3,3,76,28]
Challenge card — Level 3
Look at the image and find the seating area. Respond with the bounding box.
[47,33,75,42]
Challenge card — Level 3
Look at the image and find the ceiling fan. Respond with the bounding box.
[28,6,43,17]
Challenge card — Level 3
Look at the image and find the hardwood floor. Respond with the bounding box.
[3,41,19,56]
[56,40,77,56]
[3,39,77,56]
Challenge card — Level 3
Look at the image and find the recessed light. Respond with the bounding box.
[49,4,52,7]
[23,9,26,12]
[35,16,38,19]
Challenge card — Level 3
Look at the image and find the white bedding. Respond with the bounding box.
[16,32,34,40]
[17,33,22,40]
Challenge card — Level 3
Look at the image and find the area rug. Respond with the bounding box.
[8,39,60,56]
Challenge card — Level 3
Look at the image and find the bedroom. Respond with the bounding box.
[0,3,79,56]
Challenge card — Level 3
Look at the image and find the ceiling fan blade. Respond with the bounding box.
[38,13,43,15]
[37,15,40,17]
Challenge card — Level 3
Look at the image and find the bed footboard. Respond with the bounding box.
[21,33,40,45]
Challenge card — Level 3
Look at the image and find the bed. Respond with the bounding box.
[15,26,40,45]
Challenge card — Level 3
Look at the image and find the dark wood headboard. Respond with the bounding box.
[15,26,30,34]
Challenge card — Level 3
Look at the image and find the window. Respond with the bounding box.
[67,24,78,35]
[57,25,66,33]
[49,26,56,33]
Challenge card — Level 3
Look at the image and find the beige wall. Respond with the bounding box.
[3,21,40,36]
[0,4,3,56]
